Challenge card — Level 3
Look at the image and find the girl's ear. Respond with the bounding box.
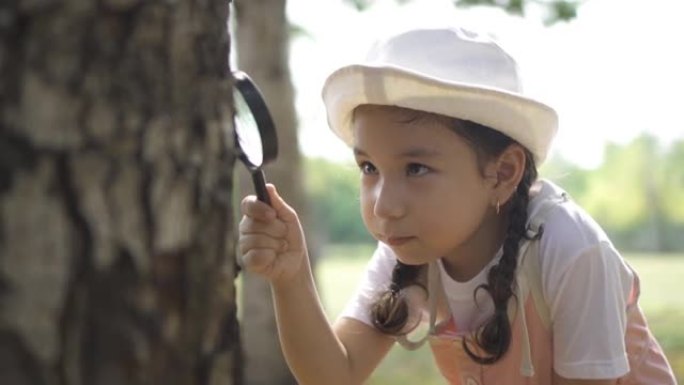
[489,144,526,206]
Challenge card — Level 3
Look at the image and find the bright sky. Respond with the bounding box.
[286,0,684,169]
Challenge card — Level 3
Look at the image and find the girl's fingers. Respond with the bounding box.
[241,248,277,275]
[239,215,288,238]
[239,234,287,255]
[241,195,277,221]
[265,184,306,254]
[239,184,306,283]
[266,184,299,224]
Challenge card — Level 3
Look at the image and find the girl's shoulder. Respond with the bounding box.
[529,179,634,300]
[529,179,611,251]
[529,179,629,274]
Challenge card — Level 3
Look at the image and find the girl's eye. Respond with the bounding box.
[358,161,377,175]
[406,163,430,176]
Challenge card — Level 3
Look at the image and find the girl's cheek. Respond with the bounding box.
[359,177,374,202]
[359,188,375,224]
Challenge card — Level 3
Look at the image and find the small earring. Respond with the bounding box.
[496,200,500,215]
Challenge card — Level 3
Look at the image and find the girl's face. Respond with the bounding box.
[353,106,499,267]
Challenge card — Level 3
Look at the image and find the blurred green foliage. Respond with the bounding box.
[541,134,684,252]
[305,134,684,252]
[342,0,580,24]
[305,158,374,244]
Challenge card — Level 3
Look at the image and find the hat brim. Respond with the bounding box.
[322,65,558,164]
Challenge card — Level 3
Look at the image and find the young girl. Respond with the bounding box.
[238,27,676,385]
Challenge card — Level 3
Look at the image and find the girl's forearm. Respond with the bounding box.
[271,259,355,385]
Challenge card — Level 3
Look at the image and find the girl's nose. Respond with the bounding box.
[373,179,406,219]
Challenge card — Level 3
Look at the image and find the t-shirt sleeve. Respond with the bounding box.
[544,240,634,379]
[337,243,396,326]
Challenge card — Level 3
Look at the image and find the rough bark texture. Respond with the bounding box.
[0,1,241,384]
[233,0,318,384]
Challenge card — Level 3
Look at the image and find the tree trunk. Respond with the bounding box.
[1,1,241,385]
[233,0,318,384]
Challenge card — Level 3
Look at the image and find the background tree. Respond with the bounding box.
[232,0,317,384]
[1,1,240,384]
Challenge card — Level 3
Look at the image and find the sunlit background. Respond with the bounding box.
[289,0,684,168]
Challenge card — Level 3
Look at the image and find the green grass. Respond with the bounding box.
[316,245,684,384]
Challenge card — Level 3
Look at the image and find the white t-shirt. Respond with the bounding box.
[338,179,634,379]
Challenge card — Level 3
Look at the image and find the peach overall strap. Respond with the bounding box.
[396,261,440,350]
[519,191,566,327]
[515,191,568,376]
[514,243,535,377]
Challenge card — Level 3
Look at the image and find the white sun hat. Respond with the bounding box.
[321,27,558,164]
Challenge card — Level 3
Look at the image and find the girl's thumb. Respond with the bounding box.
[266,184,298,222]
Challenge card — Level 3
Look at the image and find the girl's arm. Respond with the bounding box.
[272,267,394,385]
[240,185,393,385]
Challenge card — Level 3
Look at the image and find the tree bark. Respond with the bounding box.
[233,0,318,384]
[1,1,241,384]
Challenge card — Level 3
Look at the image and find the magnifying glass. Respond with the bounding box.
[233,71,279,206]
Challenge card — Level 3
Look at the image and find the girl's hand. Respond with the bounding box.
[238,184,307,285]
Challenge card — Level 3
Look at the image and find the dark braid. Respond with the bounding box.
[463,159,537,364]
[370,261,425,335]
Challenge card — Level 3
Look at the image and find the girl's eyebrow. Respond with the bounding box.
[397,147,442,158]
[353,147,367,157]
[353,146,442,158]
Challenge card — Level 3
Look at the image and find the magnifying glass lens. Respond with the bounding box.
[234,88,264,167]
[232,70,278,206]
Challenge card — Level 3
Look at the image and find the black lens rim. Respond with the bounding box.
[232,70,279,168]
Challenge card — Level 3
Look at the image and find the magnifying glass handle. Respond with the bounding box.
[251,169,271,206]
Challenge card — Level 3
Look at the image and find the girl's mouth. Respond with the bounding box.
[385,236,415,246]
